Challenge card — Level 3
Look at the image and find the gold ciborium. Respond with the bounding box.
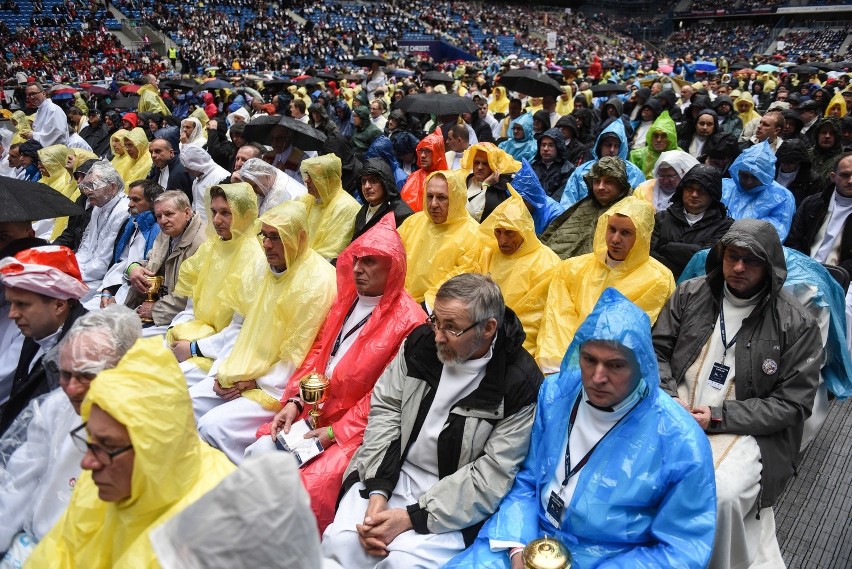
[141,276,165,323]
[524,536,572,569]
[299,372,330,428]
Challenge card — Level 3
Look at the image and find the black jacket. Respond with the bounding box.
[52,194,91,251]
[0,301,87,434]
[784,184,852,275]
[206,123,236,172]
[79,123,110,157]
[775,139,822,207]
[651,165,734,279]
[531,127,575,201]
[147,155,194,203]
[352,158,414,241]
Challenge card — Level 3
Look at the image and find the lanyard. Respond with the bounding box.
[330,301,372,358]
[719,305,737,359]
[561,392,631,487]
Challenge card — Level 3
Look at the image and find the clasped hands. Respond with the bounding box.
[355,494,413,557]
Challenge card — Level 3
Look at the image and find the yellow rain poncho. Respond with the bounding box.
[25,338,235,569]
[454,187,560,356]
[122,128,154,185]
[136,83,172,116]
[736,92,762,128]
[169,183,265,372]
[555,85,574,116]
[215,200,336,411]
[489,86,509,115]
[109,128,131,180]
[298,154,361,260]
[37,145,80,240]
[459,142,522,175]
[10,110,32,145]
[398,169,483,303]
[825,91,847,118]
[536,196,676,373]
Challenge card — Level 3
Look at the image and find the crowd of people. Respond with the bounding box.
[0,36,851,568]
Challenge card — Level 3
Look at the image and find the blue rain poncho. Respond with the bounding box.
[447,288,716,569]
[721,141,796,241]
[511,159,565,235]
[559,119,646,208]
[679,247,852,399]
[364,135,408,191]
[498,113,538,163]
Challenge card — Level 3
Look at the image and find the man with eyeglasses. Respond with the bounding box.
[322,273,542,569]
[652,219,821,569]
[20,82,67,147]
[0,305,140,566]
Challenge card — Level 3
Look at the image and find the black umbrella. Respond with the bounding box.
[295,76,323,88]
[242,115,327,151]
[590,83,629,97]
[729,60,752,71]
[789,65,819,75]
[396,93,477,116]
[163,78,200,91]
[314,71,339,81]
[262,79,291,91]
[0,177,84,222]
[498,69,562,97]
[352,54,387,67]
[812,62,838,72]
[422,70,455,86]
[193,79,235,92]
[105,95,140,110]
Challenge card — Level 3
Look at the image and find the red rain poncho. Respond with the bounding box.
[255,213,425,531]
[400,129,448,212]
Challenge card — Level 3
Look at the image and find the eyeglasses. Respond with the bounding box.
[723,250,763,268]
[70,423,133,465]
[426,314,481,338]
[657,173,680,181]
[59,370,97,386]
[25,91,43,98]
[257,231,281,242]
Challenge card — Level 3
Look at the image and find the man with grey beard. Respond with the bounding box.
[322,273,542,569]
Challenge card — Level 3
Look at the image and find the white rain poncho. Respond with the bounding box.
[239,157,307,215]
[180,146,231,221]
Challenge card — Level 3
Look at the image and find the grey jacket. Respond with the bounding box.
[343,309,542,543]
[652,219,821,507]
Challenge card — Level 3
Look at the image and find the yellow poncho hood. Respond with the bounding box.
[459,142,522,175]
[489,86,509,114]
[825,91,847,117]
[26,338,235,569]
[38,145,80,240]
[536,196,675,373]
[298,154,361,260]
[10,110,32,145]
[109,128,132,182]
[122,128,154,185]
[736,92,762,126]
[137,83,172,116]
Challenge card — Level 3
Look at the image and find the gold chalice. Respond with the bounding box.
[299,372,330,429]
[141,276,164,323]
[524,536,572,569]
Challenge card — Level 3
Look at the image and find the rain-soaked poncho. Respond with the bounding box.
[825,91,847,118]
[560,119,647,208]
[179,146,231,220]
[498,113,538,163]
[109,129,131,181]
[736,91,762,127]
[239,157,307,214]
[446,288,715,569]
[10,110,32,145]
[149,453,342,569]
[536,196,675,373]
[400,130,448,212]
[136,83,171,116]
[399,169,483,303]
[679,247,852,399]
[215,201,336,411]
[25,337,235,569]
[489,86,509,115]
[179,117,206,153]
[37,145,79,240]
[298,154,361,260]
[169,183,265,372]
[459,187,560,356]
[121,128,154,186]
[364,135,408,191]
[510,159,565,234]
[460,141,522,177]
[721,141,796,240]
[255,214,425,531]
[633,150,700,211]
[628,110,679,178]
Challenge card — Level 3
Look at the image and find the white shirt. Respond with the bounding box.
[0,302,24,405]
[31,97,68,147]
[191,164,231,221]
[324,295,381,377]
[75,192,131,290]
[99,216,148,297]
[813,192,852,264]
[157,164,171,189]
[28,326,64,374]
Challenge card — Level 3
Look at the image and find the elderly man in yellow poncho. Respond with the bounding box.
[398,169,483,307]
[166,182,266,387]
[188,200,337,463]
[24,337,235,569]
[536,196,676,373]
[299,154,361,260]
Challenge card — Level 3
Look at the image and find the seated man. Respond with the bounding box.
[400,130,448,212]
[73,161,131,298]
[447,288,716,569]
[458,142,520,223]
[530,127,575,202]
[541,157,635,260]
[398,171,482,305]
[537,196,675,374]
[653,219,821,569]
[146,137,194,202]
[239,156,307,214]
[632,149,699,212]
[651,164,734,279]
[124,190,207,330]
[189,201,337,463]
[322,274,543,569]
[299,154,361,260]
[0,305,141,566]
[168,183,265,386]
[179,146,231,222]
[628,110,679,178]
[91,179,163,308]
[0,246,88,435]
[247,215,425,531]
[352,158,414,242]
[25,337,235,568]
[721,141,796,240]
